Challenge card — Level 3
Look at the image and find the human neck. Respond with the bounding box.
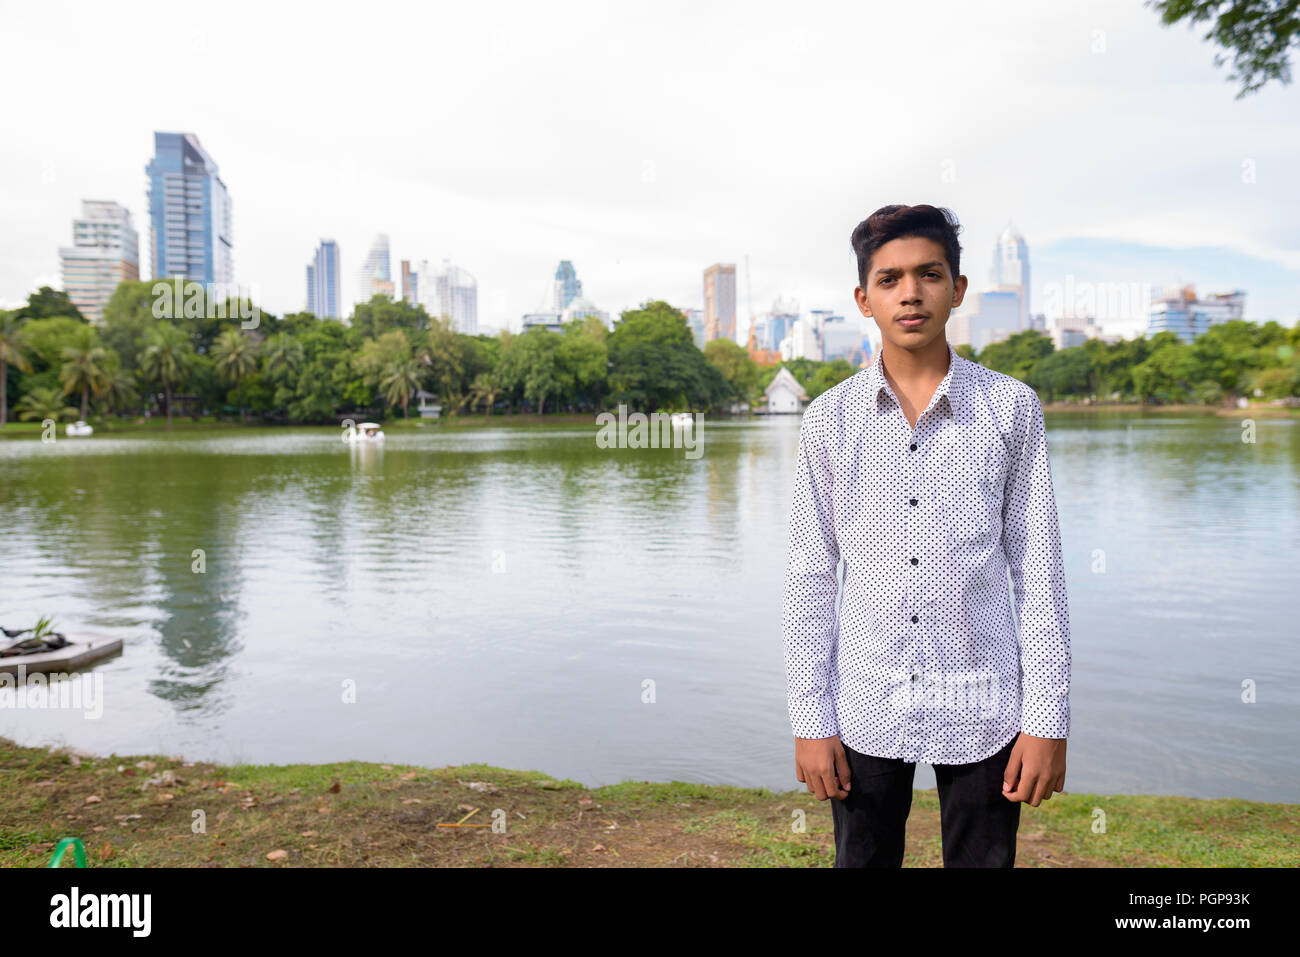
[878,336,951,387]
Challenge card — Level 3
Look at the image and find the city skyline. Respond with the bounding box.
[2,1,1297,332]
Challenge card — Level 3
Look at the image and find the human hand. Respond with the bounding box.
[1002,733,1066,806]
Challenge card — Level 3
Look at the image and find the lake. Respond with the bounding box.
[1,411,1297,802]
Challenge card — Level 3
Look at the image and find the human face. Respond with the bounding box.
[853,235,967,353]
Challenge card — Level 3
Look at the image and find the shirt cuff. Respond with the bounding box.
[789,694,838,740]
[1019,692,1069,739]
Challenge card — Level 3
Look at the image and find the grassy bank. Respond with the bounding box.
[1,738,1293,867]
[1040,401,1300,417]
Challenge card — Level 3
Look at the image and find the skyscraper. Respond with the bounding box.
[703,263,737,342]
[58,200,139,323]
[146,132,232,284]
[358,234,391,303]
[554,260,582,313]
[306,240,341,318]
[989,222,1030,331]
[401,259,418,304]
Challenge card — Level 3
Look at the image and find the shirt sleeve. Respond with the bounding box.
[1001,389,1071,739]
[781,397,842,739]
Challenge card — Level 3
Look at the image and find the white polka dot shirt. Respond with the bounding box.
[781,340,1071,765]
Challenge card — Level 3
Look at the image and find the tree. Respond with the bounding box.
[607,300,730,412]
[58,325,110,419]
[468,369,504,416]
[14,385,78,423]
[1147,0,1300,98]
[99,354,138,416]
[704,337,761,405]
[350,295,431,340]
[212,327,260,420]
[977,330,1055,384]
[102,280,166,373]
[555,318,610,411]
[15,286,84,322]
[515,329,562,415]
[380,355,423,419]
[0,312,33,426]
[140,323,195,424]
[261,332,304,383]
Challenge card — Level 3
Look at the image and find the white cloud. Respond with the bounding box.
[1,0,1296,323]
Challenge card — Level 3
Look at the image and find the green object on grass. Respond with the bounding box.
[48,837,86,868]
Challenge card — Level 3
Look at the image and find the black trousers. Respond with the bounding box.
[830,734,1021,867]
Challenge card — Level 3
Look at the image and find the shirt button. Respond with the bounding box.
[910,557,918,565]
[909,443,917,451]
[911,615,919,623]
[909,498,918,506]
[911,674,918,682]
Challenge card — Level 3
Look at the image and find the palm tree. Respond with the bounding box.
[58,325,110,420]
[140,324,194,425]
[99,358,138,417]
[14,385,79,423]
[261,332,304,382]
[380,355,423,420]
[0,313,33,427]
[469,370,502,417]
[212,327,259,420]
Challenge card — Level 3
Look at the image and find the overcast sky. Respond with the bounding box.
[2,0,1297,338]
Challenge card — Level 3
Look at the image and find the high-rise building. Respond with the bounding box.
[1146,285,1245,344]
[401,259,419,304]
[424,259,477,334]
[703,263,736,342]
[358,234,391,303]
[989,222,1030,330]
[554,261,583,313]
[146,132,232,284]
[306,239,341,318]
[682,308,705,348]
[561,296,610,329]
[58,200,139,323]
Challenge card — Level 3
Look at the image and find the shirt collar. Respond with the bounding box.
[866,340,966,418]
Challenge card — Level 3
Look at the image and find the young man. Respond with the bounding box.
[781,204,1071,867]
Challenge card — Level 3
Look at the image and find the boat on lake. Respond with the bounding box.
[65,421,93,437]
[348,421,385,442]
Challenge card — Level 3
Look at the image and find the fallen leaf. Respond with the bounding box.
[299,830,317,837]
[92,825,106,832]
[135,760,156,771]
[327,781,341,793]
[266,849,289,861]
[84,795,102,805]
[33,780,55,787]
[98,844,114,861]
[399,772,416,780]
[402,798,422,805]
[457,803,476,812]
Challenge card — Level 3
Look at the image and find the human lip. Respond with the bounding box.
[897,314,926,326]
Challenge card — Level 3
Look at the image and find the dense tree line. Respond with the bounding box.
[2,282,1297,428]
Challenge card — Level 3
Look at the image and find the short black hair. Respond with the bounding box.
[850,205,963,288]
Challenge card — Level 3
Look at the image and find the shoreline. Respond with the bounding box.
[3,737,1294,867]
[3,403,1297,438]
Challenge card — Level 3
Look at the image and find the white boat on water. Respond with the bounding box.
[348,421,385,442]
[65,420,93,437]
[670,412,695,428]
